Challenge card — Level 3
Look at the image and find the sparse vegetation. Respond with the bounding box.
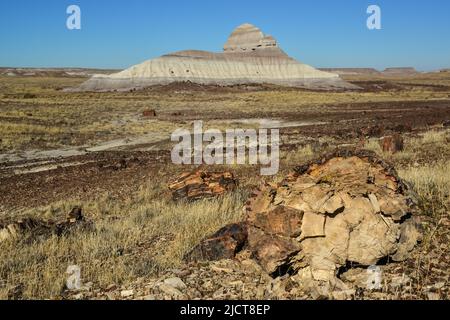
[0,73,449,300]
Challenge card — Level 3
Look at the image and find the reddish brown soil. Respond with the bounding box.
[0,151,170,212]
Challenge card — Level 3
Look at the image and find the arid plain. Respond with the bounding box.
[0,69,449,299]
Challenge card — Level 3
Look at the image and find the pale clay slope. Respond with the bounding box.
[78,23,356,91]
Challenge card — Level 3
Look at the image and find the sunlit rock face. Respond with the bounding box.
[76,23,357,91]
[223,23,277,52]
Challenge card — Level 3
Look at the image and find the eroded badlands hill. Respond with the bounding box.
[76,23,357,91]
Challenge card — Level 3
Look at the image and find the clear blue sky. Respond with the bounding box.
[0,0,449,71]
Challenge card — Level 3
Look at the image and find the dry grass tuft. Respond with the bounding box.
[398,162,450,217]
[0,182,245,299]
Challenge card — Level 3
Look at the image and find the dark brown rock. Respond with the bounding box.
[359,125,384,138]
[142,109,157,118]
[67,206,83,222]
[184,223,248,262]
[247,226,301,275]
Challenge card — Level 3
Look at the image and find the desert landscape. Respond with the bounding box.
[0,15,449,302]
[1,64,449,300]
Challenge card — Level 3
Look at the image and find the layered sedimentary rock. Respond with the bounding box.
[76,23,357,91]
[318,68,381,76]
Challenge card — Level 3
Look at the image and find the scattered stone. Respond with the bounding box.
[433,282,446,290]
[210,265,234,274]
[105,284,117,292]
[390,275,411,289]
[163,277,187,291]
[120,289,134,298]
[142,109,157,118]
[332,289,356,300]
[7,284,24,300]
[359,125,384,138]
[72,293,84,300]
[265,277,288,299]
[157,283,184,299]
[427,292,441,300]
[105,292,116,300]
[379,134,404,153]
[67,206,83,222]
[81,282,93,291]
[169,170,238,202]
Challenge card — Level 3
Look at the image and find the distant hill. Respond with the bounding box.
[74,23,358,92]
[0,67,120,78]
[382,67,419,75]
[318,68,381,76]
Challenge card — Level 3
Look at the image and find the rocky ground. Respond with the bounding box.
[62,218,449,301]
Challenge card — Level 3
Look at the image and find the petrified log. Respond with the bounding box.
[168,170,238,202]
[186,149,422,285]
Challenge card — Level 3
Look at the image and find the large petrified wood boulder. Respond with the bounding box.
[168,170,238,202]
[186,150,422,286]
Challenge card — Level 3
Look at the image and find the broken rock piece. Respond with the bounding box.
[169,170,238,202]
[184,223,247,262]
[380,134,404,153]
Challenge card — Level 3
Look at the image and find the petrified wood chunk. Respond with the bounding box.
[169,170,238,202]
[186,149,422,285]
[185,223,247,262]
[380,134,404,153]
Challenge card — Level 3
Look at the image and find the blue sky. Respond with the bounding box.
[0,0,449,71]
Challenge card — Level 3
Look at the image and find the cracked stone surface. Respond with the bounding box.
[186,150,423,296]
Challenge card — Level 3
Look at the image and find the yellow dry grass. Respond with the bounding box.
[0,183,246,299]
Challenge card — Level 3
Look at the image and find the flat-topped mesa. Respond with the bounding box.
[223,23,278,52]
[74,23,359,91]
[382,67,419,75]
